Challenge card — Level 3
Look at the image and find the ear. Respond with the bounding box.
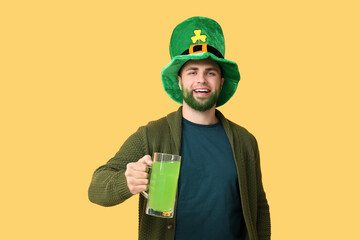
[221,77,224,89]
[177,76,182,90]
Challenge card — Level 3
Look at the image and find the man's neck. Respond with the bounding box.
[182,102,218,125]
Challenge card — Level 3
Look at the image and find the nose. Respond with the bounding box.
[196,72,207,84]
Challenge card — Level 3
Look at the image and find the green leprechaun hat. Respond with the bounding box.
[161,16,240,107]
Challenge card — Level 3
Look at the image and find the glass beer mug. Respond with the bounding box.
[141,152,181,218]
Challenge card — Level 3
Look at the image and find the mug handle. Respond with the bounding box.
[140,164,152,199]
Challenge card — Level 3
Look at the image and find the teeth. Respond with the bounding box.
[195,89,210,93]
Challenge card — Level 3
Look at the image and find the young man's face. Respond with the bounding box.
[177,58,224,112]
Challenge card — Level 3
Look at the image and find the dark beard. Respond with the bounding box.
[181,86,220,112]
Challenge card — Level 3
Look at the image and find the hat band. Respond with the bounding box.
[181,44,224,58]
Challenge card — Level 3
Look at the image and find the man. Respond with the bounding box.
[88,16,271,240]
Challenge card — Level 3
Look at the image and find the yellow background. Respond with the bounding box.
[1,0,359,239]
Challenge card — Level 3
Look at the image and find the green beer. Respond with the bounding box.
[148,160,181,212]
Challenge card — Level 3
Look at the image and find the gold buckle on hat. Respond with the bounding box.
[189,44,208,54]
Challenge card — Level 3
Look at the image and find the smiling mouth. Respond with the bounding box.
[194,89,210,93]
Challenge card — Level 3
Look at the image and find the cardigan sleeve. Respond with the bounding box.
[253,137,271,240]
[88,127,148,207]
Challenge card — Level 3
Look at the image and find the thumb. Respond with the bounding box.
[139,155,153,165]
[144,155,153,166]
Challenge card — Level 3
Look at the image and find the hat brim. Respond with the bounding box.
[161,52,240,107]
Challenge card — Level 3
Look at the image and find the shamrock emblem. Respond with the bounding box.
[191,30,207,44]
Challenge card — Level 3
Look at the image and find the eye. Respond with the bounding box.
[188,71,197,75]
[208,71,217,76]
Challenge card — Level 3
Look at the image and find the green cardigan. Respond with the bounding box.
[88,107,271,240]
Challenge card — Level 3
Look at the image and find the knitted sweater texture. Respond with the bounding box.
[88,107,271,240]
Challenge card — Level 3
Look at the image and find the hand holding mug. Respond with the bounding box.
[125,155,153,195]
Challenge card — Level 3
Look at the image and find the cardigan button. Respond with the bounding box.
[167,224,174,230]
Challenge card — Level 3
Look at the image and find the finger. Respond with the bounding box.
[131,171,148,180]
[125,168,148,179]
[127,162,147,172]
[145,157,153,166]
[128,185,147,195]
[127,177,149,195]
[138,155,153,165]
[128,178,149,186]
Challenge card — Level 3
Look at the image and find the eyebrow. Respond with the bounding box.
[184,67,220,72]
[184,67,198,72]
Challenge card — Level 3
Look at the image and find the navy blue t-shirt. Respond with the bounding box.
[175,118,245,240]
